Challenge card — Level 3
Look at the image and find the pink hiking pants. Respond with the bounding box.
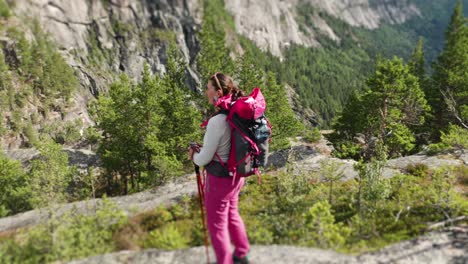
[205,172,250,264]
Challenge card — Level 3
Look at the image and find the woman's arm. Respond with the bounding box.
[193,115,226,166]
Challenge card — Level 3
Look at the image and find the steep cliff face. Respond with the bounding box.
[13,0,203,95]
[225,0,421,57]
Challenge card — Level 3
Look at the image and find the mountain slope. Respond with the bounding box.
[225,0,422,57]
[1,0,466,146]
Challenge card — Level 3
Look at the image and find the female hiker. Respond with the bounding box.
[188,73,250,264]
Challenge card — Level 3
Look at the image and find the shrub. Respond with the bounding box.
[354,151,391,214]
[0,199,127,263]
[28,139,76,208]
[83,126,101,144]
[151,29,176,43]
[427,166,468,219]
[303,127,322,143]
[428,125,468,154]
[405,163,429,178]
[0,0,10,18]
[302,201,351,249]
[247,225,274,244]
[0,154,31,217]
[144,223,189,250]
[333,141,362,160]
[10,110,23,133]
[23,121,38,147]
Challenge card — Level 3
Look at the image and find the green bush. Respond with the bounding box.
[12,21,77,102]
[40,120,83,145]
[0,0,10,18]
[427,166,468,218]
[0,154,31,217]
[452,165,468,188]
[0,123,6,137]
[302,201,351,249]
[29,139,76,208]
[111,17,133,36]
[23,121,38,147]
[30,112,40,125]
[144,223,189,250]
[66,166,95,201]
[354,156,391,214]
[10,110,23,133]
[0,199,127,263]
[246,219,274,244]
[151,29,176,43]
[83,126,101,144]
[139,206,174,231]
[86,28,112,66]
[428,125,468,154]
[333,141,363,160]
[60,119,83,145]
[303,127,322,143]
[405,163,429,177]
[270,137,291,151]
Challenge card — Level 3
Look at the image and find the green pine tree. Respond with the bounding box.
[132,65,182,186]
[0,0,10,18]
[431,0,468,135]
[160,45,201,164]
[29,139,75,208]
[196,0,235,81]
[0,153,31,217]
[94,55,201,194]
[93,73,139,194]
[408,38,433,144]
[236,50,263,93]
[408,38,426,83]
[332,57,430,158]
[19,21,77,103]
[0,48,12,135]
[303,201,351,249]
[264,71,303,150]
[365,57,430,156]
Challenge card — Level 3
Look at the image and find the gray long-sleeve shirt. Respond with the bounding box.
[193,114,231,166]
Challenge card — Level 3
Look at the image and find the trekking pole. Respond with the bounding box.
[191,143,210,264]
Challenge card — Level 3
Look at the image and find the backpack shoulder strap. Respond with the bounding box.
[218,109,229,116]
[200,110,229,128]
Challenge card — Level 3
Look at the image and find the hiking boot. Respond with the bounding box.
[233,254,250,264]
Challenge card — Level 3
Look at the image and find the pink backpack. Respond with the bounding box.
[205,87,272,183]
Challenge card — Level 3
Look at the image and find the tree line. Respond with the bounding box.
[331,0,468,160]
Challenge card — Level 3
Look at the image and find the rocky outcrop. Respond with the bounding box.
[225,0,320,58]
[386,151,467,170]
[67,245,352,264]
[0,172,198,233]
[4,147,99,170]
[306,0,421,28]
[356,226,468,264]
[283,148,466,180]
[225,0,421,57]
[67,227,468,264]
